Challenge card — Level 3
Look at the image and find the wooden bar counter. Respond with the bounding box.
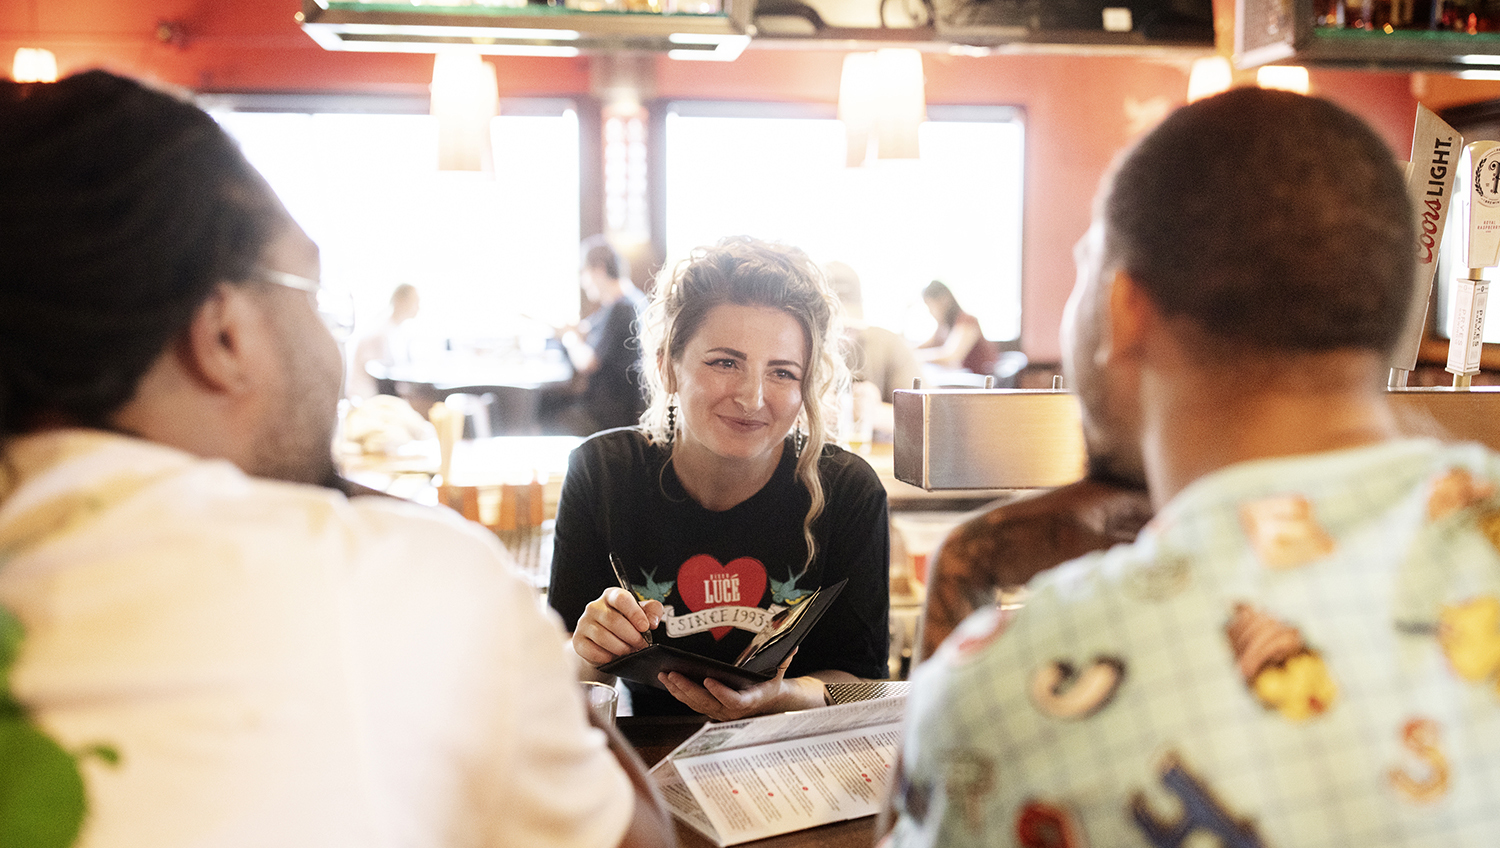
[618,715,880,848]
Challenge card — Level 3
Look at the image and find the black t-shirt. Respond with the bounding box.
[548,428,891,715]
[581,291,646,430]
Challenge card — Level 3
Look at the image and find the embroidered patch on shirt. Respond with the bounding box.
[943,604,1016,664]
[1388,717,1450,804]
[1225,603,1337,721]
[1238,495,1335,570]
[1016,799,1088,848]
[1426,468,1496,521]
[1130,752,1265,848]
[1438,595,1500,690]
[942,750,996,834]
[893,749,931,826]
[1029,657,1126,720]
[1479,510,1500,559]
[1123,555,1192,603]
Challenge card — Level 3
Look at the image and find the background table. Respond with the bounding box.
[370,353,574,435]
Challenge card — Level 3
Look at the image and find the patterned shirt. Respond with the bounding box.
[890,439,1500,847]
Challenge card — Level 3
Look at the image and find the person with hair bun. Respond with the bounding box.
[549,236,891,720]
[0,70,670,848]
[916,280,1001,376]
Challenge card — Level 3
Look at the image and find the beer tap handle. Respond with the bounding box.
[1391,105,1461,389]
[1448,141,1500,389]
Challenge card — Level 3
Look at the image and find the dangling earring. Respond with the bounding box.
[666,401,677,446]
[793,427,806,459]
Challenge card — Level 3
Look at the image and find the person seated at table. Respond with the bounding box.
[916,280,1001,376]
[825,260,920,443]
[549,236,891,721]
[0,70,671,848]
[884,88,1500,846]
[552,236,649,435]
[346,282,419,400]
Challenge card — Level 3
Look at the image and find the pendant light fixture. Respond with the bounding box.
[838,48,926,167]
[431,52,499,172]
[12,48,58,83]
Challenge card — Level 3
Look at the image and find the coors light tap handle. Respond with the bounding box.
[1448,141,1500,389]
[1391,105,1461,388]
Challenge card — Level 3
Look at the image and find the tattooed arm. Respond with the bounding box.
[914,477,1152,664]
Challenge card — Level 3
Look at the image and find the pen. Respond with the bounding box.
[608,553,652,645]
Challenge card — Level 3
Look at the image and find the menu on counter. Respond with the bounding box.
[649,696,905,846]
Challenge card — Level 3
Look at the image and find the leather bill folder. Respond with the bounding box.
[599,579,847,690]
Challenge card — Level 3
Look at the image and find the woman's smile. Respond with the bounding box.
[671,303,808,472]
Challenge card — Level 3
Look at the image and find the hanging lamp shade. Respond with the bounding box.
[12,48,58,83]
[1256,65,1310,94]
[431,52,499,172]
[873,48,924,160]
[838,49,925,166]
[838,52,877,168]
[1187,56,1232,103]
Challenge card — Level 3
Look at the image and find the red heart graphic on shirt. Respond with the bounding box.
[676,554,768,640]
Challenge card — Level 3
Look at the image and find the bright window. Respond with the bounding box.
[662,102,1025,343]
[209,98,581,353]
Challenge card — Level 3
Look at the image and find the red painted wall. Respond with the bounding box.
[3,0,1420,359]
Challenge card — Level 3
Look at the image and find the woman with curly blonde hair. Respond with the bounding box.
[549,236,891,720]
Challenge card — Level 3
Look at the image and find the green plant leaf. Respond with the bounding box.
[0,717,86,848]
[0,608,23,719]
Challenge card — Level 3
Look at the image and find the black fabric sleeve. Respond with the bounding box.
[583,300,642,420]
[593,301,637,380]
[788,452,891,681]
[547,438,615,632]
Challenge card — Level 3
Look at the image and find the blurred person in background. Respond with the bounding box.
[0,70,672,848]
[825,261,920,443]
[346,282,420,400]
[552,236,648,436]
[915,280,1001,376]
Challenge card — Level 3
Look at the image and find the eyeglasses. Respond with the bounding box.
[255,268,356,342]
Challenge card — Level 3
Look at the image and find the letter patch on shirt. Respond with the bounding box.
[1131,753,1264,848]
[1388,717,1450,803]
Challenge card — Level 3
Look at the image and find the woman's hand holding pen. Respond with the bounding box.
[572,588,664,667]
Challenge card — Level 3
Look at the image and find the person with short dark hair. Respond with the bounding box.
[553,235,647,435]
[549,237,890,721]
[885,88,1500,845]
[0,70,672,848]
